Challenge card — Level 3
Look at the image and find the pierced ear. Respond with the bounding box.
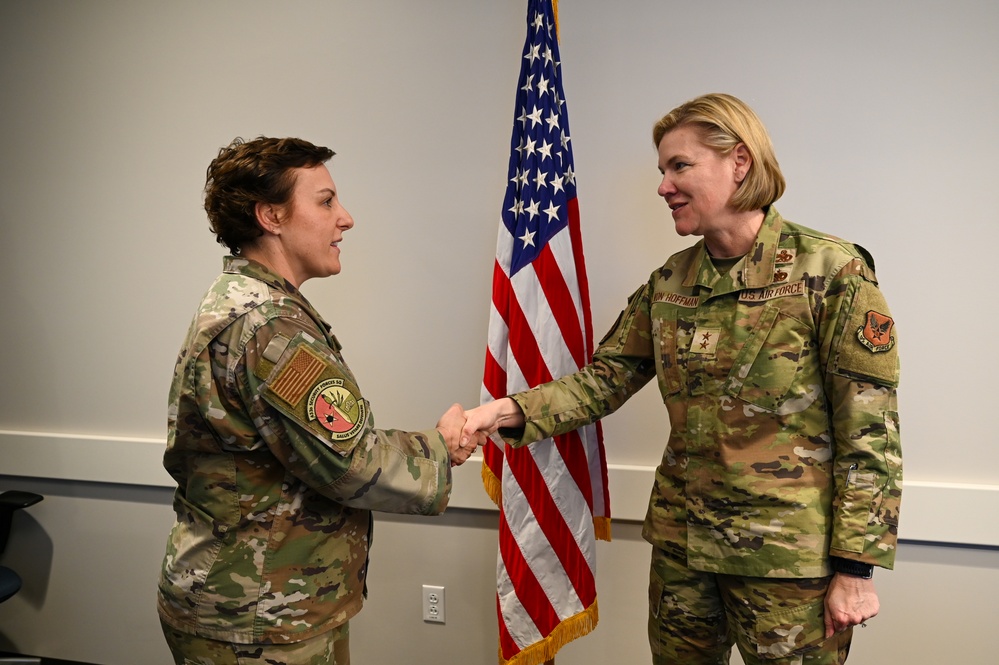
[255,201,282,235]
[733,143,753,183]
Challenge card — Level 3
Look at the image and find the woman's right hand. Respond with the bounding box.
[460,397,525,447]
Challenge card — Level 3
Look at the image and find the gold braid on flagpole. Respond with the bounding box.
[552,0,559,38]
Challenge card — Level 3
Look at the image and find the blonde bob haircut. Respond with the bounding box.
[652,93,786,212]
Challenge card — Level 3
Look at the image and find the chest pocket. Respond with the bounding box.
[724,304,810,412]
[651,310,694,400]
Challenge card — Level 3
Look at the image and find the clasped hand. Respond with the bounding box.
[437,399,527,467]
[436,403,487,467]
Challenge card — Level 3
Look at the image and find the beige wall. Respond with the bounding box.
[1,1,998,663]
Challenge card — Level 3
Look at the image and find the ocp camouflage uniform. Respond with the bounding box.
[501,208,901,663]
[158,256,452,655]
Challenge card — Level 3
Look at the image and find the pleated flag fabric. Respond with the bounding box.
[480,2,610,663]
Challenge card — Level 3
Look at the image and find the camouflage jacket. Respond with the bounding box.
[158,256,452,644]
[506,208,901,577]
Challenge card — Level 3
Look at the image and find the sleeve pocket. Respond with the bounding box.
[836,471,877,553]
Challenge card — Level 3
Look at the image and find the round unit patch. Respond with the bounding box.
[307,378,366,441]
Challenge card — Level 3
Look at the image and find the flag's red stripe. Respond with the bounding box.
[553,429,594,512]
[505,444,597,609]
[535,240,585,369]
[497,591,520,660]
[504,282,554,389]
[498,503,561,651]
[565,198,596,359]
[594,420,610,515]
[483,349,508,402]
[483,348,508,483]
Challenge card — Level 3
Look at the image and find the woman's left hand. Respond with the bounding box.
[824,572,880,638]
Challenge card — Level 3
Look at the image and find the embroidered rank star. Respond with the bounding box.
[690,327,721,354]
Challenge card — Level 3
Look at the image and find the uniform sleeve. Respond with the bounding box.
[241,318,452,516]
[820,258,902,569]
[505,282,658,446]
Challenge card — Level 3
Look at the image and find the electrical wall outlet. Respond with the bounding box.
[422,584,445,623]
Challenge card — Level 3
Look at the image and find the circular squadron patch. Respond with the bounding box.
[307,378,366,441]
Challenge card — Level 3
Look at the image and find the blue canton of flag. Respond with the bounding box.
[503,10,575,277]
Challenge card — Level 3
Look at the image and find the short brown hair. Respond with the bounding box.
[652,93,785,211]
[203,137,335,253]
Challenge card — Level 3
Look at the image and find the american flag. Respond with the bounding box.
[480,2,610,663]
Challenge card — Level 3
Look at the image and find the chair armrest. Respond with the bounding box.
[0,491,44,511]
[0,491,44,556]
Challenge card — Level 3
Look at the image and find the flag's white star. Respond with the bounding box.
[538,139,553,162]
[508,198,524,217]
[543,201,560,224]
[564,165,575,185]
[550,175,564,194]
[533,169,548,189]
[520,74,535,94]
[525,199,540,220]
[543,46,554,67]
[560,131,571,150]
[524,43,540,64]
[523,137,537,156]
[545,112,560,133]
[532,13,544,30]
[520,228,536,247]
[526,106,543,128]
[537,76,550,98]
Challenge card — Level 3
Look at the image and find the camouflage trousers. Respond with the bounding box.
[648,549,852,665]
[161,621,350,665]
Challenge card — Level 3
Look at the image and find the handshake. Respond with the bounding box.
[434,398,527,467]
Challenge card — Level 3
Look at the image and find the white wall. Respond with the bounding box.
[1,1,997,663]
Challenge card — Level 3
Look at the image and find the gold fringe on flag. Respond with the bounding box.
[499,599,599,665]
[482,457,504,507]
[593,516,612,542]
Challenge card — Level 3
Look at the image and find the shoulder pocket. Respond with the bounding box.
[258,331,369,455]
[831,281,899,387]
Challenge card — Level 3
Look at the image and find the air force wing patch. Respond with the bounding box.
[858,310,896,353]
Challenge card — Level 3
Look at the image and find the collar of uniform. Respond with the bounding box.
[742,206,785,289]
[682,241,708,289]
[680,207,785,293]
[221,255,335,338]
[223,255,301,296]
